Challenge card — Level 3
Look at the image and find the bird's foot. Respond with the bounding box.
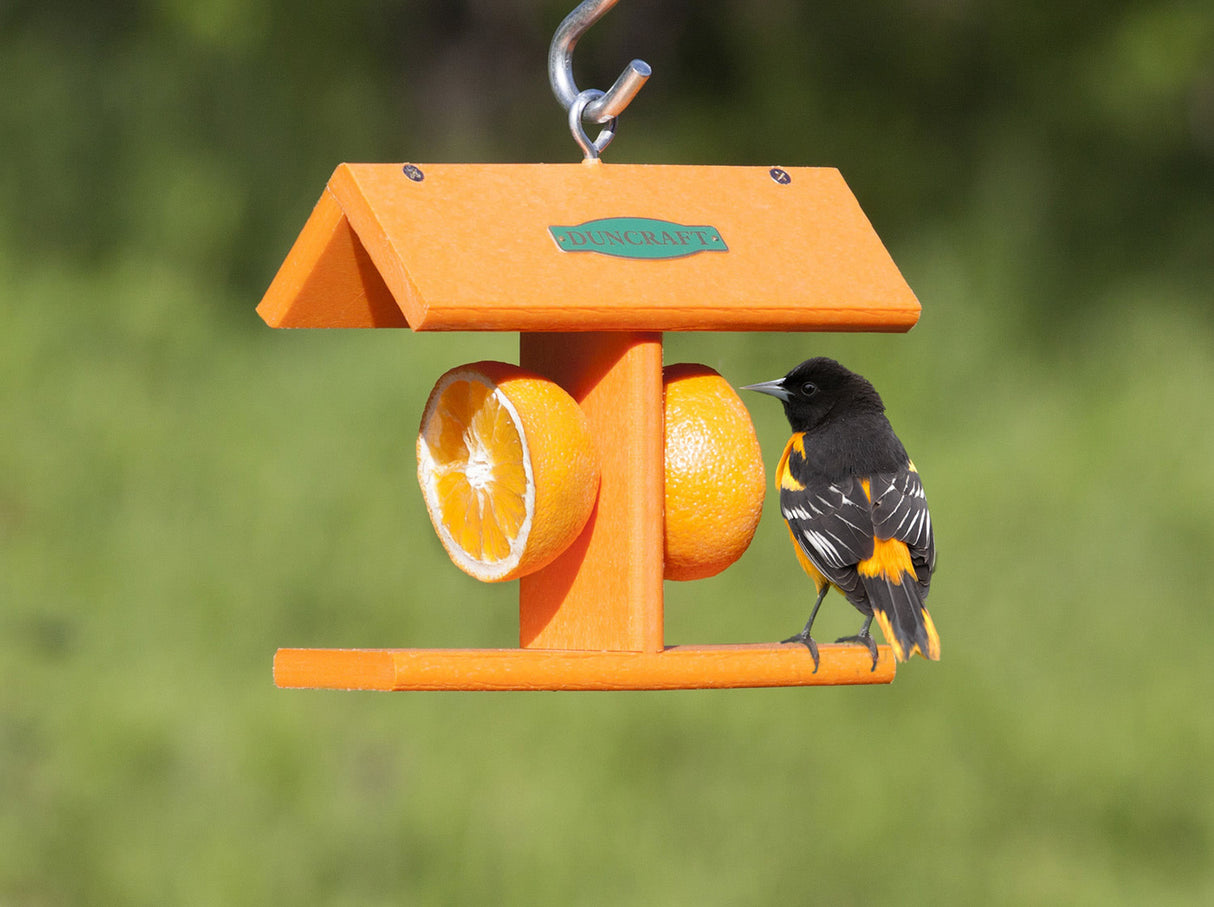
[835,633,879,672]
[781,630,819,674]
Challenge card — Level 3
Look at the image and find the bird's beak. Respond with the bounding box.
[740,378,791,401]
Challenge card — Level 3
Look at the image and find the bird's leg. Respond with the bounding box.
[836,615,879,672]
[782,585,828,673]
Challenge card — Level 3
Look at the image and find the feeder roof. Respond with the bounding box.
[258,163,920,333]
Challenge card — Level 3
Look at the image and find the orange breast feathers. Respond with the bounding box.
[776,433,807,492]
[777,435,826,589]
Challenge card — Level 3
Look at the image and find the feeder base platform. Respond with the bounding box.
[273,643,895,691]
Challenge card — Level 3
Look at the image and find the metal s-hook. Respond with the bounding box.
[549,0,650,159]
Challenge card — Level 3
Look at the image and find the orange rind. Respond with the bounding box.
[662,363,766,581]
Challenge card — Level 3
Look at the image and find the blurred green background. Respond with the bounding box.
[3,1,1213,903]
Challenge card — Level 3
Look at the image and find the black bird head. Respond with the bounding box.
[742,357,886,433]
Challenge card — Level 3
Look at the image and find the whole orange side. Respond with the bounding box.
[663,363,767,581]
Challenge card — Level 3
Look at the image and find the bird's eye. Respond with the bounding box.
[801,382,818,397]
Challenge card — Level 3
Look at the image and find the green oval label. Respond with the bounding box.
[549,217,728,260]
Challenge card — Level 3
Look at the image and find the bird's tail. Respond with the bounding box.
[865,572,940,663]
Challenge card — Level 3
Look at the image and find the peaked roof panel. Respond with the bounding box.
[259,163,920,332]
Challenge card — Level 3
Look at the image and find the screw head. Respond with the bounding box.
[403,164,425,182]
[769,167,791,185]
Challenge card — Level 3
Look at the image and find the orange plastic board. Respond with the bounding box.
[273,644,896,691]
[258,162,920,332]
[519,332,664,652]
[257,187,407,328]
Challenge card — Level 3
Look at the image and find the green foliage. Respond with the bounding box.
[3,1,1213,903]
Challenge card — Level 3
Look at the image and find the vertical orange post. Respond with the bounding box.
[518,332,664,653]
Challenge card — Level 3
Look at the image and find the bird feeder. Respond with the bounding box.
[263,1,920,691]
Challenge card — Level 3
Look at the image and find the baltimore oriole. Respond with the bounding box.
[743,357,940,672]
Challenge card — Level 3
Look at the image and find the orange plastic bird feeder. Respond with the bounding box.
[261,2,920,692]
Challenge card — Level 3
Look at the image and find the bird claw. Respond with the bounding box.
[781,631,820,674]
[835,633,879,672]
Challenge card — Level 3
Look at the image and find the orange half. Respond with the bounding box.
[663,363,767,581]
[417,361,599,582]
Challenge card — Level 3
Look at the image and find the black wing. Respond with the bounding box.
[780,475,874,599]
[869,467,936,598]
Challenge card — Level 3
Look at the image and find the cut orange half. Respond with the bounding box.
[417,361,600,582]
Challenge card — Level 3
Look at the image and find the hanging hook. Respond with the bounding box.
[549,0,650,157]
